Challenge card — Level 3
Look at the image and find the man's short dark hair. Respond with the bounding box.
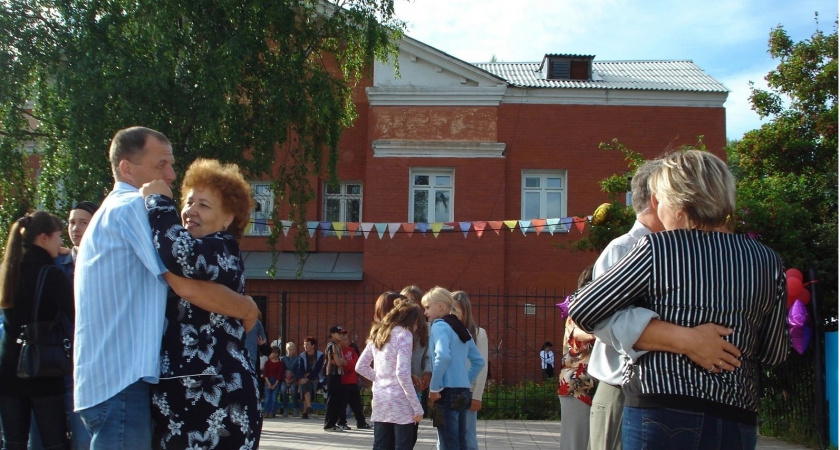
[108,126,170,180]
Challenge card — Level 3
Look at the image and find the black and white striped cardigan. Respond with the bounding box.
[569,229,789,424]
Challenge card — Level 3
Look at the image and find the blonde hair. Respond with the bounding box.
[421,286,460,318]
[648,150,735,230]
[452,291,478,339]
[368,298,422,350]
[286,341,296,352]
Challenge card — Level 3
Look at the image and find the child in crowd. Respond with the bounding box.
[280,341,301,417]
[356,297,425,449]
[452,291,489,450]
[338,334,372,430]
[323,326,348,432]
[262,347,285,418]
[422,287,485,450]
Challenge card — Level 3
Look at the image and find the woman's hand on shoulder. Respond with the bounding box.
[140,180,173,199]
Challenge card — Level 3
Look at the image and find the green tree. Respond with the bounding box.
[733,17,838,327]
[0,0,404,261]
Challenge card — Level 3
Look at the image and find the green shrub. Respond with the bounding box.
[479,380,560,420]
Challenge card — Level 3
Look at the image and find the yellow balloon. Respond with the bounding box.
[591,203,611,225]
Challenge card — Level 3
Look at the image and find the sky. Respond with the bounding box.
[393,0,838,140]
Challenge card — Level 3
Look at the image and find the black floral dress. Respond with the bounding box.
[145,194,261,450]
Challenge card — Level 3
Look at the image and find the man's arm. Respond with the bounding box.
[634,319,742,372]
[163,272,258,331]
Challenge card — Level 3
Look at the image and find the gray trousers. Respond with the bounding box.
[589,383,623,450]
[559,396,591,450]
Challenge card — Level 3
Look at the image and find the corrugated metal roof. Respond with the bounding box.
[473,60,729,92]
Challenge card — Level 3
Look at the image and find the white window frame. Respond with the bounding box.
[521,170,567,231]
[409,168,454,224]
[323,181,363,223]
[246,182,274,236]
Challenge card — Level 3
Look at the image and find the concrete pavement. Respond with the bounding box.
[258,414,815,449]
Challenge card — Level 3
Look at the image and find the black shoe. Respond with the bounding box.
[357,423,372,430]
[339,424,351,431]
[302,413,309,419]
[324,426,345,432]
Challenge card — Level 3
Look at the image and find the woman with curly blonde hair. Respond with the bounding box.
[357,297,425,449]
[141,159,260,449]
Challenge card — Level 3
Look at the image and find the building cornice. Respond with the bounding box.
[366,87,507,107]
[372,140,506,158]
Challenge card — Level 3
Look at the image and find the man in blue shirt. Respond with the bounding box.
[73,126,259,449]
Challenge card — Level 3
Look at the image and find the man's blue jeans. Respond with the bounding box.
[78,380,152,450]
[373,422,417,449]
[623,406,758,450]
[435,387,471,450]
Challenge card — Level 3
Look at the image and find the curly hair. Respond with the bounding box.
[368,298,422,350]
[180,159,254,239]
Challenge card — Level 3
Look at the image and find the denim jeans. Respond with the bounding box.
[0,393,68,450]
[435,387,471,450]
[263,378,280,414]
[78,380,151,450]
[64,375,91,450]
[463,409,478,450]
[279,380,299,414]
[623,406,758,450]
[373,421,417,450]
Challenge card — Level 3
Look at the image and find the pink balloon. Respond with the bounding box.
[790,324,813,355]
[787,277,803,301]
[785,268,803,281]
[796,286,811,305]
[787,300,811,327]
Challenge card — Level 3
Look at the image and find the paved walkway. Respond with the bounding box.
[259,415,814,449]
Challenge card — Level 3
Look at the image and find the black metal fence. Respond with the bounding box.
[249,284,827,441]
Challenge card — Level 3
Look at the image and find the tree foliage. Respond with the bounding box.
[0,0,404,259]
[732,17,838,327]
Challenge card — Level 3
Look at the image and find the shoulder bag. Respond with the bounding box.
[16,266,73,378]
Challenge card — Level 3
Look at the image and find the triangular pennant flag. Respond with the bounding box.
[306,221,319,237]
[402,223,415,238]
[546,218,560,235]
[503,220,518,232]
[561,217,573,228]
[488,221,504,235]
[360,222,374,239]
[430,222,444,238]
[332,222,345,239]
[374,223,387,239]
[459,222,471,238]
[532,218,546,235]
[388,223,402,239]
[320,221,332,236]
[519,220,531,236]
[280,220,293,237]
[473,221,487,238]
[573,217,586,233]
[416,222,429,235]
[346,222,359,238]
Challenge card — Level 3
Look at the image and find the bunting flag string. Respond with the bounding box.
[253,216,594,239]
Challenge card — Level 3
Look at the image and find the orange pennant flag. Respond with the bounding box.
[346,222,359,238]
[531,218,546,235]
[402,223,415,238]
[573,217,586,233]
[488,221,504,235]
[473,221,487,238]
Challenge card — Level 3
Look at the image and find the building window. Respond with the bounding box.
[324,181,362,223]
[521,171,566,222]
[410,168,453,223]
[247,182,273,236]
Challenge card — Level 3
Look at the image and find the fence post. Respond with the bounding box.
[280,291,288,355]
[808,268,828,449]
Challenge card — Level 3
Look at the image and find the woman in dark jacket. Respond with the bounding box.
[0,211,73,449]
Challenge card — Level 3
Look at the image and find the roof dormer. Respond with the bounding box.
[538,54,595,81]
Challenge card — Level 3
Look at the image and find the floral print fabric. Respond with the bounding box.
[557,317,596,406]
[146,194,261,449]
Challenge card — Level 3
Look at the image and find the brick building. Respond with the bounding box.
[241,36,728,367]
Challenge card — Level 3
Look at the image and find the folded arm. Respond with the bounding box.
[164,272,257,331]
